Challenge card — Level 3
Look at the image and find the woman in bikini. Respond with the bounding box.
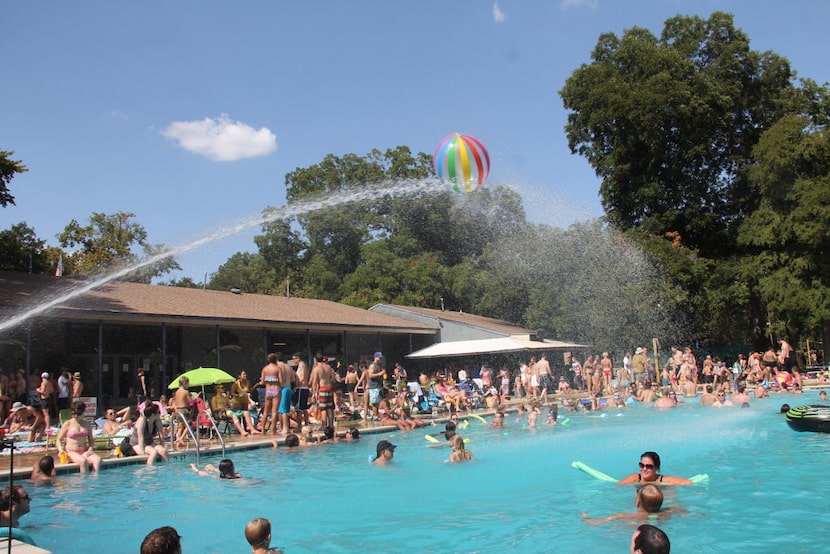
[260,354,281,435]
[378,388,416,431]
[56,401,101,473]
[448,434,474,463]
[616,451,693,486]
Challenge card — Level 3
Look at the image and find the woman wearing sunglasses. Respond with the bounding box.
[616,451,693,486]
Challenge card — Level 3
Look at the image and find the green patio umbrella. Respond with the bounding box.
[168,367,235,390]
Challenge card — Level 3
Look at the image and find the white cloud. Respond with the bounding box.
[161,114,277,162]
[493,1,506,23]
[105,110,129,121]
[560,0,598,10]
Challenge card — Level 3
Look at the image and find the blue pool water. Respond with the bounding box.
[21,391,830,553]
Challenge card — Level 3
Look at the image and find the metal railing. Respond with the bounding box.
[169,410,225,464]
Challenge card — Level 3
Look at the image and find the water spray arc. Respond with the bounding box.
[0,178,444,334]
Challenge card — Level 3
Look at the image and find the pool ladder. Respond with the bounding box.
[169,410,225,465]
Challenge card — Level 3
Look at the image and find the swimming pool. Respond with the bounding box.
[20,390,830,553]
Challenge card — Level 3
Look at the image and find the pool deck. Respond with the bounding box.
[0,404,507,477]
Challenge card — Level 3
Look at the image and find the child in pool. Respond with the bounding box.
[245,517,283,554]
[581,484,684,525]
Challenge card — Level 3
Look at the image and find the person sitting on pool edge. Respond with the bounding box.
[244,517,284,554]
[630,523,670,554]
[616,451,693,486]
[582,484,684,525]
[190,458,241,479]
[373,439,396,465]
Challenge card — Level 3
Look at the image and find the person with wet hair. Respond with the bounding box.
[30,455,56,484]
[630,523,670,554]
[140,526,182,554]
[448,434,474,463]
[617,451,693,486]
[582,484,684,525]
[190,458,241,479]
[244,517,283,554]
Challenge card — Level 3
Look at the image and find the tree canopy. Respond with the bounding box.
[0,150,27,208]
[57,211,180,282]
[560,11,793,257]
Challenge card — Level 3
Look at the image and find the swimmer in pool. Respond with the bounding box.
[630,523,670,554]
[581,484,684,525]
[616,451,693,486]
[190,458,241,479]
[373,440,396,465]
[244,517,284,554]
[492,410,505,429]
[448,434,474,463]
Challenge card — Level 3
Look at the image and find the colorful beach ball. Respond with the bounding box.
[433,133,490,192]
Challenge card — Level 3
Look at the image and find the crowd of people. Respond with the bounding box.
[3,339,825,552]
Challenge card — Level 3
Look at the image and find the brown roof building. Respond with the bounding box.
[0,271,435,411]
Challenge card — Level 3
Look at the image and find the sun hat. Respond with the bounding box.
[73,372,81,379]
[11,402,25,413]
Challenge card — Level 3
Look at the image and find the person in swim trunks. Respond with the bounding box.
[291,353,310,433]
[616,451,693,486]
[276,355,296,436]
[361,352,385,420]
[172,375,193,449]
[310,352,338,428]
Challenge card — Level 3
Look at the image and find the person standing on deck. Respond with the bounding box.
[274,353,295,436]
[71,372,83,401]
[632,348,646,384]
[136,367,148,404]
[57,369,71,410]
[536,355,554,403]
[310,353,337,428]
[36,372,54,429]
[260,353,281,435]
[291,353,311,433]
[361,352,385,420]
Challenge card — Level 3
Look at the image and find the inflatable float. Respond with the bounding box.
[571,461,708,484]
[785,405,830,433]
[0,527,37,546]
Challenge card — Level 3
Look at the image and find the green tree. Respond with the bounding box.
[209,252,283,295]
[57,211,180,282]
[0,222,49,273]
[281,146,432,299]
[560,12,793,257]
[739,111,830,353]
[0,150,27,207]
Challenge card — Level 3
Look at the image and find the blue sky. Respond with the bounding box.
[3,0,829,282]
